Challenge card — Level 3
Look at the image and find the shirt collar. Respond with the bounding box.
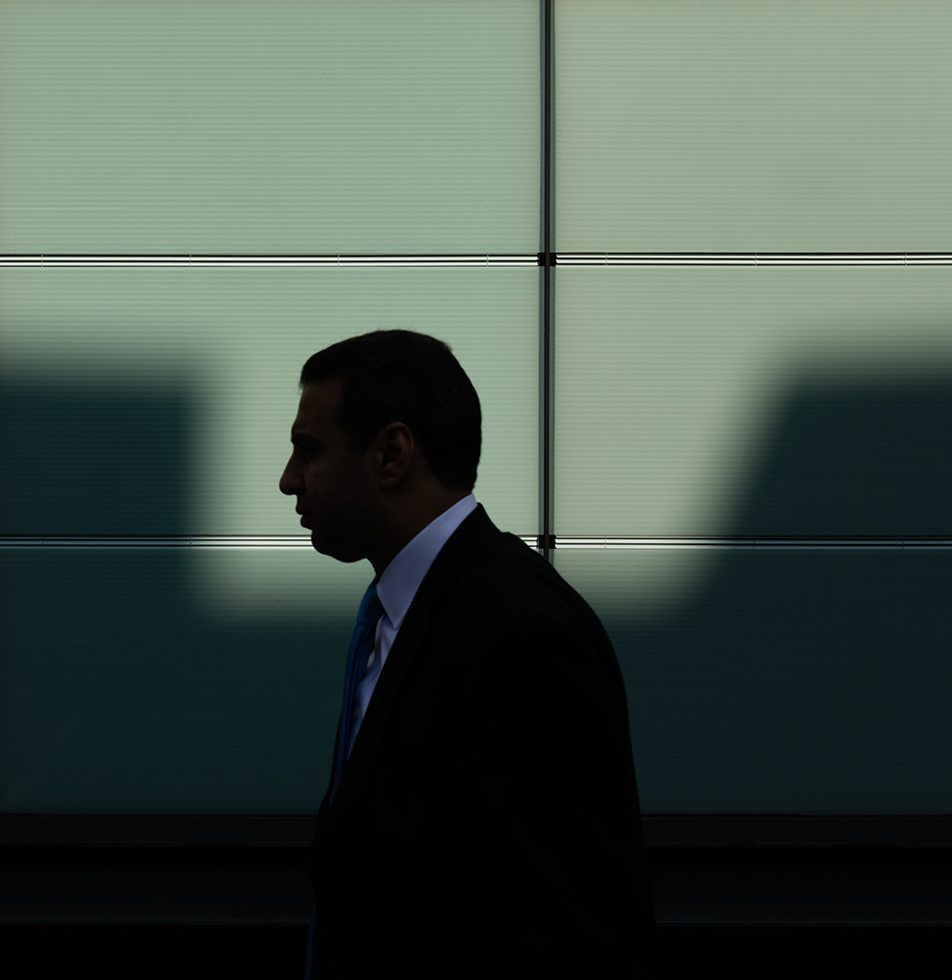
[375,494,478,632]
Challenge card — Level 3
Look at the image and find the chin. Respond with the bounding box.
[309,531,335,556]
[310,532,364,564]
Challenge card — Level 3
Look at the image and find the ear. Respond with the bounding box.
[373,422,415,490]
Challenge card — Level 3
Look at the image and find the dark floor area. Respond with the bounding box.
[2,922,946,979]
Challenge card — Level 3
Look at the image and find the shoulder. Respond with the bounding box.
[444,531,616,661]
[471,532,594,610]
[431,531,634,743]
[416,505,617,666]
[448,531,565,604]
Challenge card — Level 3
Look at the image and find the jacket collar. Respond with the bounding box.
[314,504,502,835]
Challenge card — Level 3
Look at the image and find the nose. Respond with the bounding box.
[279,455,302,496]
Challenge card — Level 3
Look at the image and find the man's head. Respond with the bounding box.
[298,330,481,492]
[279,330,481,571]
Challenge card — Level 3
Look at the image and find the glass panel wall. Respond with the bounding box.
[0,267,539,539]
[554,266,952,536]
[0,0,540,254]
[555,0,952,252]
[4,0,952,817]
[555,547,952,813]
[554,0,952,812]
[0,0,540,813]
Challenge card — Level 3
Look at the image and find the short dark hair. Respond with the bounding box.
[300,330,481,492]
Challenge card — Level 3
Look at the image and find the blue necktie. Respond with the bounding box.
[330,582,384,804]
[306,584,384,980]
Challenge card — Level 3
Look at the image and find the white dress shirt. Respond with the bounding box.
[346,493,478,757]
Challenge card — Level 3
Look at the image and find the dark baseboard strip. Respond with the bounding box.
[5,813,951,846]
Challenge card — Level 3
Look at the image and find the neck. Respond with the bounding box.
[370,490,470,576]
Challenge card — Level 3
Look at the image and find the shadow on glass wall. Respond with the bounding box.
[602,375,952,814]
[3,375,951,815]
[0,381,349,812]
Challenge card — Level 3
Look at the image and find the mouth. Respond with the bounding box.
[297,512,313,528]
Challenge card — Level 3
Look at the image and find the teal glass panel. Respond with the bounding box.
[554,266,952,535]
[0,546,373,812]
[556,0,952,251]
[0,266,539,548]
[0,0,539,254]
[555,547,952,814]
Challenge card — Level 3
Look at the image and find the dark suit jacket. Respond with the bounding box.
[308,505,656,977]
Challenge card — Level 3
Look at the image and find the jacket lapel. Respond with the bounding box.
[315,504,502,836]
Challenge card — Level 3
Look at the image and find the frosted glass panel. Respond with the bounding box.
[554,266,952,535]
[0,547,374,812]
[0,267,539,545]
[0,0,539,253]
[556,0,952,251]
[556,547,952,814]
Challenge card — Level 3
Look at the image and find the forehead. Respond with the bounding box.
[292,379,345,437]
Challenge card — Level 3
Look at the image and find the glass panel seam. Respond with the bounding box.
[540,0,555,560]
[4,535,949,550]
[0,254,540,268]
[555,253,952,266]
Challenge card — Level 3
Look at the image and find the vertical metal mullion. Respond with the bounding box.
[541,0,554,562]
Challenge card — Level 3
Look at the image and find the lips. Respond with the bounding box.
[298,512,312,528]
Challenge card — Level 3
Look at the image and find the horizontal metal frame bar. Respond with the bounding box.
[556,252,952,266]
[1,535,949,550]
[0,534,541,549]
[557,253,952,266]
[6,253,952,268]
[0,254,539,268]
[555,536,952,550]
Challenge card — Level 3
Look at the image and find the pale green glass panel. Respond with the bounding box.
[556,0,952,251]
[555,266,952,535]
[0,267,539,562]
[556,547,952,814]
[0,546,374,812]
[0,0,539,253]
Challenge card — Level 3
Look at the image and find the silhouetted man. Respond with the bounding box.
[279,330,655,978]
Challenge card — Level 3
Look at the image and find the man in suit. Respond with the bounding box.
[279,330,655,978]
